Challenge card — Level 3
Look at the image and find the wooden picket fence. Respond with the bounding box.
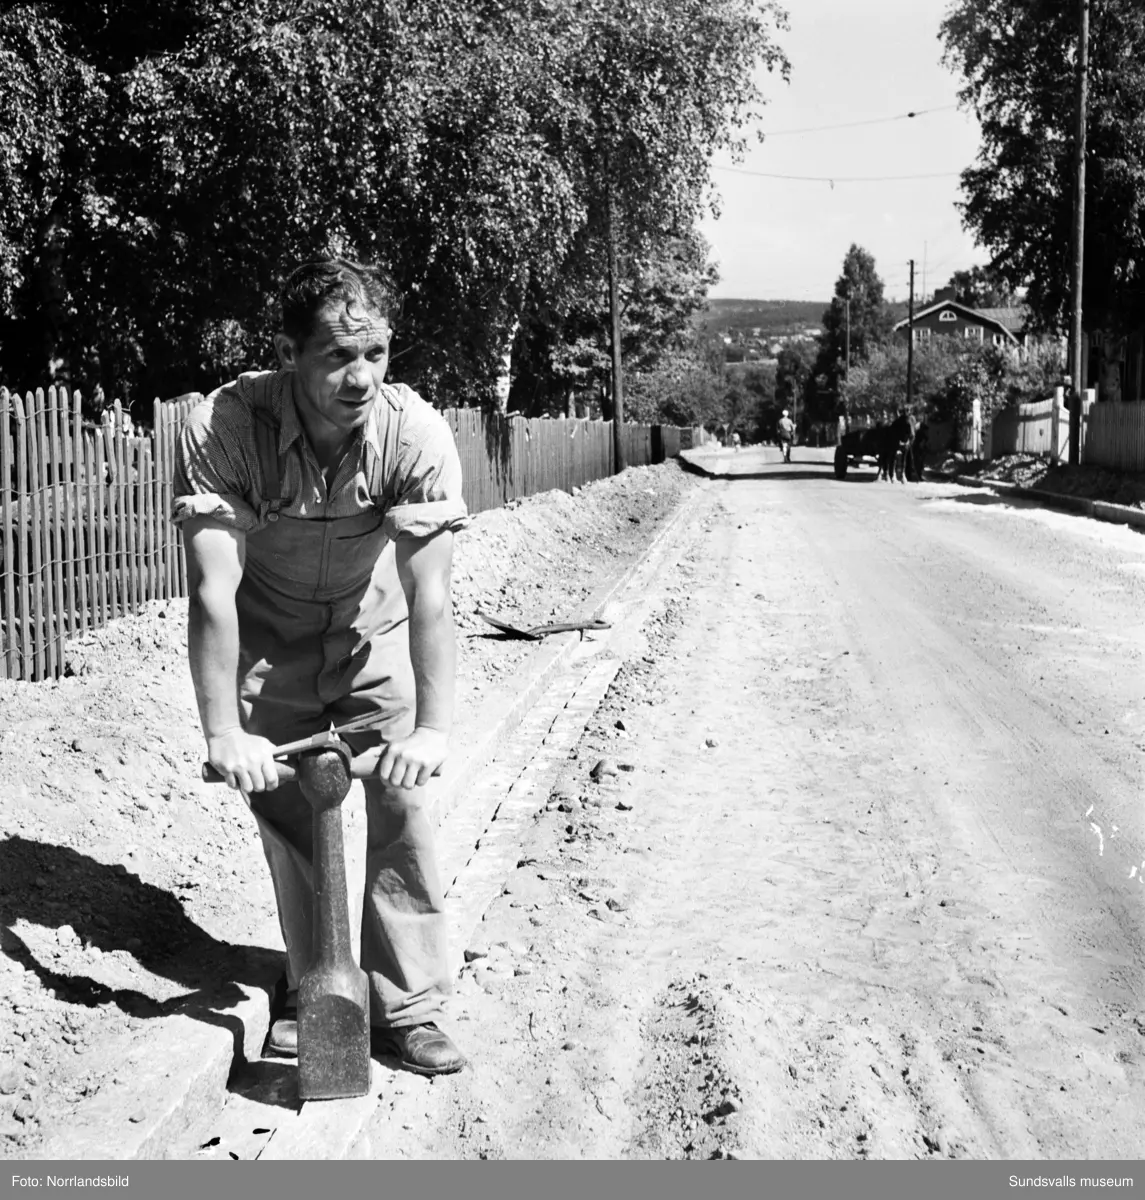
[989,397,1068,459]
[1083,400,1145,472]
[0,385,699,682]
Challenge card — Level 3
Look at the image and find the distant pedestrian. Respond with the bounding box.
[731,431,741,452]
[777,409,795,463]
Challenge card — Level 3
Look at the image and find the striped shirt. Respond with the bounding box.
[171,369,469,541]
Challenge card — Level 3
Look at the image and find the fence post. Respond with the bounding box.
[1050,386,1065,463]
[1080,387,1095,463]
[0,388,14,678]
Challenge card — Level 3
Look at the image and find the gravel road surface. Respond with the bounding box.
[364,445,1144,1159]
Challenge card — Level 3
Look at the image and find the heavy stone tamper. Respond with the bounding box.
[295,744,370,1100]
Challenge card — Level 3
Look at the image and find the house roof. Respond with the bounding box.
[973,306,1029,333]
[892,299,1023,342]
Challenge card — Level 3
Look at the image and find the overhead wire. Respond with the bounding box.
[758,104,959,138]
[712,104,966,186]
[710,105,974,293]
[712,165,961,185]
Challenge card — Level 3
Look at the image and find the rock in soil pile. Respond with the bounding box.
[0,460,698,1158]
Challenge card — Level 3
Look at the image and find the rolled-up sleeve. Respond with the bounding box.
[170,393,260,532]
[383,403,470,541]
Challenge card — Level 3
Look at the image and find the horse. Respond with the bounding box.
[882,412,915,482]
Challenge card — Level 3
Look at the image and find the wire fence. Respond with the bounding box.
[0,385,709,682]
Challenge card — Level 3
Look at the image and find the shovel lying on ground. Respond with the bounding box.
[476,610,611,641]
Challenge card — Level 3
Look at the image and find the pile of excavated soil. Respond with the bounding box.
[932,452,1145,511]
[0,460,699,1157]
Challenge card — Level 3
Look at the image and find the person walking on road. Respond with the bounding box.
[777,409,795,463]
[172,258,469,1075]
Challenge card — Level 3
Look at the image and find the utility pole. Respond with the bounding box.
[845,294,851,381]
[1068,0,1089,466]
[605,178,626,473]
[906,260,916,411]
[837,289,851,442]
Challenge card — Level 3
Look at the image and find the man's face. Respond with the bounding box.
[275,301,391,438]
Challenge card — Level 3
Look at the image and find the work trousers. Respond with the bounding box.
[248,772,449,1028]
[238,604,452,1030]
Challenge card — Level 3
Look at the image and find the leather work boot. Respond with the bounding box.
[371,1023,466,1075]
[266,988,299,1058]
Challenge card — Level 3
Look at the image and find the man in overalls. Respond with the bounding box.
[172,259,468,1074]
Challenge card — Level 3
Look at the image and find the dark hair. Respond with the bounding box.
[279,258,403,346]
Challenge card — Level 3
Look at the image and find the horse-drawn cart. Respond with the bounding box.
[833,418,929,482]
[833,427,882,479]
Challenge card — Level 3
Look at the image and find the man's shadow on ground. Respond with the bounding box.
[1,835,444,1116]
[0,834,284,1075]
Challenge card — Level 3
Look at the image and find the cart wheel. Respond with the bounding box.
[833,445,848,480]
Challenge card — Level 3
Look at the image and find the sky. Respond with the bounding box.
[700,0,986,304]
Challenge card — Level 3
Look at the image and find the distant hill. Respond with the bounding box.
[693,299,827,337]
[694,297,913,338]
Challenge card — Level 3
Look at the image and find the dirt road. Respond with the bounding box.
[366,446,1145,1160]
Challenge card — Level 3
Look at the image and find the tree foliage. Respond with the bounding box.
[730,364,779,442]
[841,338,1058,429]
[801,245,894,421]
[515,231,721,417]
[0,0,790,416]
[775,340,816,412]
[623,350,729,428]
[948,265,1016,308]
[941,0,1145,335]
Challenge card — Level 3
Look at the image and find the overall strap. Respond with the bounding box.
[365,383,406,509]
[248,376,287,523]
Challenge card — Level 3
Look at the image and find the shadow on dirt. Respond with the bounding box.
[929,491,1024,508]
[680,464,841,483]
[678,454,929,485]
[706,469,926,484]
[223,1057,302,1114]
[932,488,1089,515]
[0,834,281,1034]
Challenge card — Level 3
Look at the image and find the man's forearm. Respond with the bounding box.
[188,592,244,740]
[407,596,456,735]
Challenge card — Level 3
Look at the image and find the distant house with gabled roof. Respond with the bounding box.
[892,290,1063,365]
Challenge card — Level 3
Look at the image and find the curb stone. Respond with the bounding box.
[35,474,707,1161]
[35,973,278,1161]
[425,469,706,832]
[679,448,731,478]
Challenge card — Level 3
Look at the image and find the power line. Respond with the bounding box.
[712,165,961,185]
[759,104,959,138]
